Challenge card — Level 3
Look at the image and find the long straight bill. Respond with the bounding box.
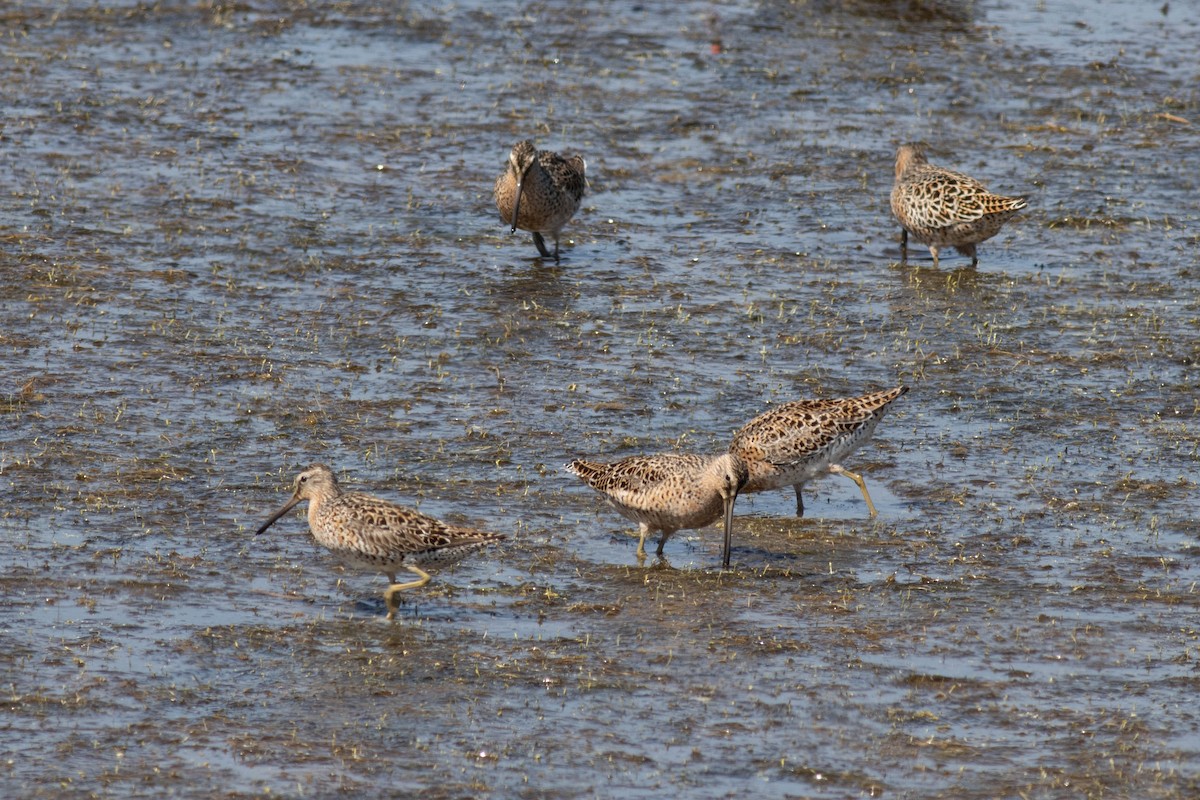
[256,494,302,535]
[721,492,738,568]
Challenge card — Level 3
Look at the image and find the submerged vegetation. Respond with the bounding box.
[2,1,1199,798]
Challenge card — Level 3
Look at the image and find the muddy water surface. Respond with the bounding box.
[2,0,1199,797]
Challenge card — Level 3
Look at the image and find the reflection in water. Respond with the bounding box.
[2,0,1200,796]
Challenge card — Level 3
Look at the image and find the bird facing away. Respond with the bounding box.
[494,139,586,262]
[564,453,749,567]
[890,143,1027,268]
[255,464,505,620]
[729,386,908,518]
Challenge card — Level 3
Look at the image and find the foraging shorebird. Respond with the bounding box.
[255,464,504,619]
[494,139,585,262]
[564,452,748,567]
[729,387,908,518]
[890,143,1027,268]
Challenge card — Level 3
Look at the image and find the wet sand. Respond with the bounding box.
[2,1,1199,797]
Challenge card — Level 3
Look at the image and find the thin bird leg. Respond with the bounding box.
[635,523,650,558]
[793,484,806,518]
[829,464,877,517]
[383,565,433,620]
[531,232,554,260]
[900,228,908,262]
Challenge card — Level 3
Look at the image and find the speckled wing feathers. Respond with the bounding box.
[731,397,883,470]
[255,464,504,618]
[540,151,586,208]
[891,143,1027,266]
[316,492,502,564]
[565,454,709,498]
[494,139,585,260]
[564,453,747,553]
[894,164,995,229]
[729,387,907,501]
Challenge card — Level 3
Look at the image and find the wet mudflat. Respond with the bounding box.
[2,0,1200,797]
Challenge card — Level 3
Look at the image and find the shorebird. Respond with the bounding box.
[564,452,749,567]
[890,143,1027,268]
[494,139,585,262]
[255,464,504,620]
[729,387,908,518]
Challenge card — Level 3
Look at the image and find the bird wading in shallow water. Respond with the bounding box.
[255,464,505,620]
[564,452,748,567]
[729,387,908,518]
[890,143,1027,268]
[494,139,586,262]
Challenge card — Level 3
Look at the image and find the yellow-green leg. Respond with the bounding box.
[829,464,877,518]
[383,565,432,620]
[635,523,650,558]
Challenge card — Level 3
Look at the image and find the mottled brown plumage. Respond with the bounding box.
[890,143,1027,268]
[255,464,504,619]
[565,452,748,566]
[494,139,585,262]
[729,387,907,517]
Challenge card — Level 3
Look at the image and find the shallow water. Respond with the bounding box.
[2,0,1200,797]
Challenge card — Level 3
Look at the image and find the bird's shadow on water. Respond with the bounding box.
[721,546,815,572]
[503,258,568,281]
[888,259,996,302]
[346,576,507,622]
[891,257,984,281]
[586,544,820,580]
[484,258,570,302]
[351,597,398,620]
[348,597,485,627]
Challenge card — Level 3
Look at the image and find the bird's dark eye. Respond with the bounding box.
[299,475,308,483]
